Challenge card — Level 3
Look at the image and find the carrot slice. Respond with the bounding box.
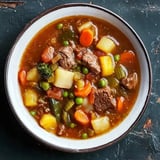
[74,109,90,125]
[117,96,125,112]
[119,50,135,64]
[74,81,92,97]
[79,29,94,47]
[18,70,26,85]
[41,46,54,63]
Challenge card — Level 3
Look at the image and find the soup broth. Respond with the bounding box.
[18,16,140,139]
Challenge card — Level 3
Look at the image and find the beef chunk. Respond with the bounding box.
[82,49,101,74]
[121,72,138,90]
[58,46,76,69]
[75,47,101,74]
[93,87,116,114]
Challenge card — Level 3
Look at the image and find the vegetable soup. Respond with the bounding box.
[18,16,140,139]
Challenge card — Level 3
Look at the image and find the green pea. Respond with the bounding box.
[75,65,81,72]
[69,92,75,99]
[70,123,77,128]
[75,97,84,105]
[63,90,69,97]
[98,78,108,88]
[81,133,88,139]
[40,81,50,91]
[56,23,63,30]
[30,110,36,116]
[82,67,89,75]
[114,54,120,62]
[63,40,69,46]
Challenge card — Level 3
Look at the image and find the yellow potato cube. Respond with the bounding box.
[96,36,116,53]
[99,55,115,76]
[24,89,38,107]
[91,116,110,134]
[40,114,57,132]
[26,67,40,82]
[54,67,74,89]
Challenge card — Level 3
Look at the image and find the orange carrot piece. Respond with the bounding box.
[117,96,125,112]
[119,50,135,64]
[79,29,94,47]
[18,70,26,85]
[88,87,95,104]
[41,46,54,63]
[74,81,92,97]
[74,109,90,125]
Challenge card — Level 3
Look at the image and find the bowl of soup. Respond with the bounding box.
[5,3,152,152]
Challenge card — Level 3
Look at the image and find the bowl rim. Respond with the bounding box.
[4,3,152,153]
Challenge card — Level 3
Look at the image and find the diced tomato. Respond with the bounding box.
[47,87,63,101]
[85,73,95,82]
[94,50,106,57]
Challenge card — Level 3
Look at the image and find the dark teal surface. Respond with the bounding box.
[1,0,160,159]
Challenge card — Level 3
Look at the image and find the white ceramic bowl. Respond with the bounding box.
[5,3,152,152]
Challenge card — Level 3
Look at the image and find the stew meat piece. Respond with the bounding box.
[121,72,138,90]
[58,46,76,69]
[93,87,116,114]
[75,46,101,74]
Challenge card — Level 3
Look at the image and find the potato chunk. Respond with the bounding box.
[40,113,57,132]
[99,55,115,76]
[54,67,74,89]
[91,116,110,134]
[96,36,116,54]
[78,21,93,32]
[26,67,40,82]
[24,89,38,107]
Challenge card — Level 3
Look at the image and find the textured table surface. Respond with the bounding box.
[0,0,160,159]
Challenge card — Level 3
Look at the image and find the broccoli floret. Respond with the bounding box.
[37,63,52,79]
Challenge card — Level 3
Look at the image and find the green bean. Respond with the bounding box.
[64,99,75,111]
[107,76,119,88]
[62,110,71,126]
[69,92,75,99]
[50,98,62,121]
